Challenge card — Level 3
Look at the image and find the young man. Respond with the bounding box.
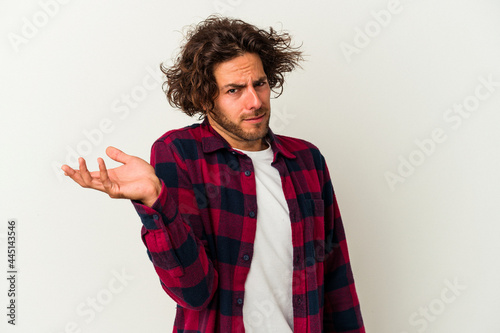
[62,16,364,333]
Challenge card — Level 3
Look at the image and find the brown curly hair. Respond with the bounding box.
[161,16,303,117]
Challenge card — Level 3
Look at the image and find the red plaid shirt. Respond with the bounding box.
[133,118,364,332]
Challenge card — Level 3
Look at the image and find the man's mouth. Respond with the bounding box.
[243,114,265,123]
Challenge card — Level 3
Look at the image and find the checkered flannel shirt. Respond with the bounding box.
[133,118,364,332]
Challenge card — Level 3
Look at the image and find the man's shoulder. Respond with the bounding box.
[154,122,203,145]
[148,122,205,160]
[274,133,321,155]
[274,133,328,171]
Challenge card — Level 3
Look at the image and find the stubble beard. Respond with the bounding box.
[208,107,270,143]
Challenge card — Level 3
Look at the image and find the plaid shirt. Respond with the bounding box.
[133,118,364,332]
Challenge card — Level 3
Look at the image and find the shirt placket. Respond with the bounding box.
[232,152,258,330]
[272,156,308,332]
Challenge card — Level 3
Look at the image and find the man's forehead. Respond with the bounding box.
[213,53,266,84]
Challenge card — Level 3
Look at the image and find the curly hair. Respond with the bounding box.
[161,16,303,117]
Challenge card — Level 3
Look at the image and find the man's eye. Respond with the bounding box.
[227,89,237,94]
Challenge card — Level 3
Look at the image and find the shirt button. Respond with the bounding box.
[153,214,159,220]
[294,255,300,264]
[244,170,251,176]
[248,211,256,218]
[242,254,250,261]
[297,297,302,305]
[237,298,243,305]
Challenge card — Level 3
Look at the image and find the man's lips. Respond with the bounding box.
[243,114,265,123]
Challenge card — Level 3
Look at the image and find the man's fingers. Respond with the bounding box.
[78,157,93,185]
[62,159,107,192]
[61,164,75,177]
[61,164,87,186]
[106,146,130,165]
[61,164,85,185]
[98,158,113,192]
[89,170,101,179]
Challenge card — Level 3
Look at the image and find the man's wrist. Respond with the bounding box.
[141,178,162,208]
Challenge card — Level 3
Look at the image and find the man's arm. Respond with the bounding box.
[132,140,218,310]
[321,157,365,333]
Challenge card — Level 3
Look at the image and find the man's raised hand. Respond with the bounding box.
[61,146,162,207]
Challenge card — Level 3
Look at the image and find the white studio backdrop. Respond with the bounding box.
[1,0,499,332]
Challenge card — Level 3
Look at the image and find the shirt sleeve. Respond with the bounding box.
[321,156,365,333]
[132,140,218,310]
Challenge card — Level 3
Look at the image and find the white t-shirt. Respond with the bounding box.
[235,144,294,332]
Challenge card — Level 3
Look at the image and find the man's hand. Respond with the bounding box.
[61,146,162,207]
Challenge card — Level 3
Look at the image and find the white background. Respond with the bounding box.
[1,0,500,332]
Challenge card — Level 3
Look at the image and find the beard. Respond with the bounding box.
[208,107,270,143]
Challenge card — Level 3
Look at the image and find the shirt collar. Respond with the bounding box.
[200,117,296,160]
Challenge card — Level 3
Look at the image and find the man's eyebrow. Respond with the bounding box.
[221,76,268,89]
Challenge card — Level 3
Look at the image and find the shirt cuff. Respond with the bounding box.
[131,179,178,230]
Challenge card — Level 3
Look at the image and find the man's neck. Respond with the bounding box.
[206,116,269,151]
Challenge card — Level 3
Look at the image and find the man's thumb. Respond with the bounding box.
[106,146,129,164]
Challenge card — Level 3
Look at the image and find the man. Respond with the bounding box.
[62,16,364,333]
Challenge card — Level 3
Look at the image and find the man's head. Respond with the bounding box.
[162,16,303,117]
[162,16,303,150]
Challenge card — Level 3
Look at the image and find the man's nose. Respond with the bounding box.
[245,86,263,111]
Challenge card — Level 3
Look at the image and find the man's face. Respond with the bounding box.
[207,52,271,151]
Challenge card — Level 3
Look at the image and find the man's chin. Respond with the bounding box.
[242,126,269,142]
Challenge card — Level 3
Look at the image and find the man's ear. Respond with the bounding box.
[201,103,209,112]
